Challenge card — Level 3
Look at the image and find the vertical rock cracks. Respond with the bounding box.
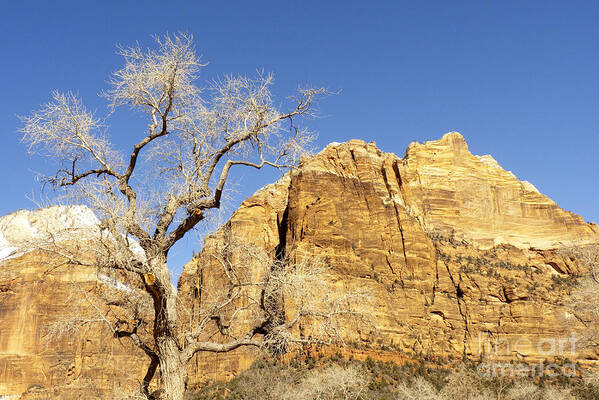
[381,161,411,282]
[435,244,472,357]
[176,135,599,386]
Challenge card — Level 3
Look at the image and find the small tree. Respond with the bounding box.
[567,246,599,348]
[18,33,357,400]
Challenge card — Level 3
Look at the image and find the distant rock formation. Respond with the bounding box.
[0,206,147,398]
[180,133,599,386]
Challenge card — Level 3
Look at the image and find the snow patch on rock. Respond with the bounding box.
[99,273,134,293]
[0,205,145,263]
[0,231,18,261]
[0,205,101,262]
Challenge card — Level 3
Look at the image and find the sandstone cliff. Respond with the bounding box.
[180,132,599,386]
[2,133,598,397]
[0,206,148,398]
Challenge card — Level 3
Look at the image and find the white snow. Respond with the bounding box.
[0,205,148,294]
[99,273,133,293]
[0,205,145,265]
[0,231,18,261]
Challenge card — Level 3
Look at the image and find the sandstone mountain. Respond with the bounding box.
[0,206,148,398]
[179,132,599,386]
[1,133,598,397]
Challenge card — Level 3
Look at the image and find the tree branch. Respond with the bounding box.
[182,331,262,362]
[54,167,117,187]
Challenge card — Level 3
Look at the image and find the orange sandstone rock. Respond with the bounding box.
[0,207,148,398]
[181,133,599,386]
[1,133,598,396]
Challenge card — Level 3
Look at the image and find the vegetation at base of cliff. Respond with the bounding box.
[186,355,599,400]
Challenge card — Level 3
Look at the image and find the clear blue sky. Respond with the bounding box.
[2,1,598,281]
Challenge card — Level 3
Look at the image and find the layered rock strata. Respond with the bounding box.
[0,206,148,398]
[180,133,599,385]
[2,133,598,395]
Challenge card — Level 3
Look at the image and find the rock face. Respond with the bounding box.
[2,133,598,396]
[180,133,599,385]
[0,206,147,398]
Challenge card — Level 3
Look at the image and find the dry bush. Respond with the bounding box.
[504,381,543,400]
[214,362,365,400]
[275,364,366,400]
[439,364,494,400]
[396,376,442,400]
[541,386,575,400]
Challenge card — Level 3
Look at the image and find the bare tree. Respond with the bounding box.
[17,33,359,400]
[566,246,599,348]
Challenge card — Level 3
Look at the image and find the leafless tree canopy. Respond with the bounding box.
[21,33,321,256]
[17,33,359,400]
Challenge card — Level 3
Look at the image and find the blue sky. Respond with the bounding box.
[2,1,598,281]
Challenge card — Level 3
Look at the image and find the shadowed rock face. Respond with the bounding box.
[181,133,599,385]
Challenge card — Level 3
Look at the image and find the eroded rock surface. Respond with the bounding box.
[0,206,147,398]
[2,133,598,395]
[181,133,599,385]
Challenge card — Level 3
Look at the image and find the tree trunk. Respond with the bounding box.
[146,258,187,400]
[158,336,187,400]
